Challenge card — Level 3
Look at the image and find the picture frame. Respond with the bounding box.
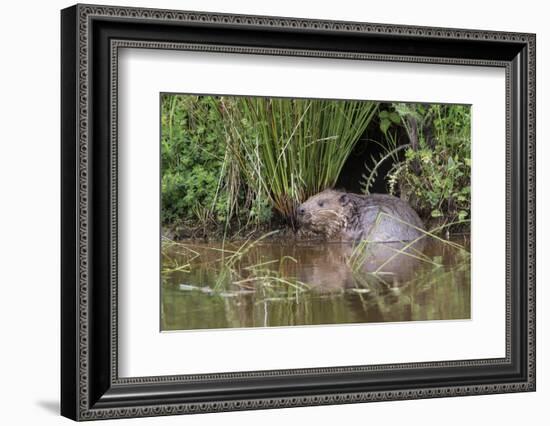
[60,3,536,421]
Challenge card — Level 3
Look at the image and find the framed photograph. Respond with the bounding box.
[61,3,536,421]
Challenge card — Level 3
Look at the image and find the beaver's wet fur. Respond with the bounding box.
[297,189,425,242]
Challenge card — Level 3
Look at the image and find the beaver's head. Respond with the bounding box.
[296,189,354,238]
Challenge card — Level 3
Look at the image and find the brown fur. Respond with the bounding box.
[297,189,425,242]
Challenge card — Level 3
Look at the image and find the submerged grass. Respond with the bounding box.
[161,231,471,329]
[162,232,310,297]
[161,237,201,274]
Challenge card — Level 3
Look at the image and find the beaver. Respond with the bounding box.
[296,189,425,242]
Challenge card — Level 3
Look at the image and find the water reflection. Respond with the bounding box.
[161,237,470,331]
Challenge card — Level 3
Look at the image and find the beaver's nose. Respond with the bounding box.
[297,207,306,216]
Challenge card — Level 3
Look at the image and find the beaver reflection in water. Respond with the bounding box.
[296,189,425,242]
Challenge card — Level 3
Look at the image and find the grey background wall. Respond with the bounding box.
[0,0,546,424]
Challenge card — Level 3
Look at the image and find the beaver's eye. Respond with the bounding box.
[318,201,324,208]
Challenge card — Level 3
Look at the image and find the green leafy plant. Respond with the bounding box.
[362,103,471,230]
[161,95,228,229]
[394,104,471,225]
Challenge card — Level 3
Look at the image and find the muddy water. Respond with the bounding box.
[161,237,470,331]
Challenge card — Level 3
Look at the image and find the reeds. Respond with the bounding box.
[219,97,377,222]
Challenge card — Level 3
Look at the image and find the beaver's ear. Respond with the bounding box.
[339,193,349,206]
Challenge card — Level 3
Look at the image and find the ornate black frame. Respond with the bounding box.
[61,3,536,421]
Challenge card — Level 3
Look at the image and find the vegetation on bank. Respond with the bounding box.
[161,95,471,239]
[363,103,471,228]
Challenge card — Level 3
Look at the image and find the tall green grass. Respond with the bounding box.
[219,97,377,222]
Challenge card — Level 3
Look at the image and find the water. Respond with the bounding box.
[161,237,470,331]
